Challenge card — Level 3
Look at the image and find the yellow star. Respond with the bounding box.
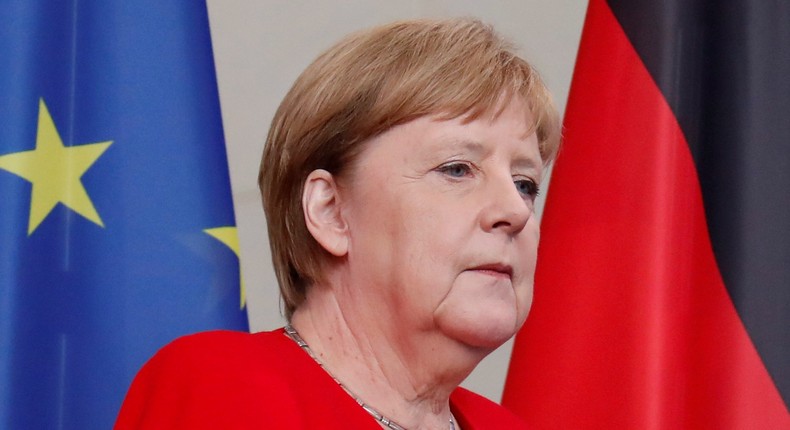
[204,226,246,309]
[0,98,112,235]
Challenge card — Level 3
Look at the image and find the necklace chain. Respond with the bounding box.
[284,325,456,430]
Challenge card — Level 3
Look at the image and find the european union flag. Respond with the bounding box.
[0,2,249,428]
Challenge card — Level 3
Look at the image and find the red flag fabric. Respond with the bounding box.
[502,0,790,428]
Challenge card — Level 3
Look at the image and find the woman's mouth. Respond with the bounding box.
[468,263,513,280]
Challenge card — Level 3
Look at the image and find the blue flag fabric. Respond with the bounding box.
[0,2,249,428]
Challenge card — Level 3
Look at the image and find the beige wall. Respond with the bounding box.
[206,0,587,402]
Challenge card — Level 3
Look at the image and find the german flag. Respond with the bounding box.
[503,0,790,427]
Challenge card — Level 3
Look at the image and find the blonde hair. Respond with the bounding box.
[260,18,561,319]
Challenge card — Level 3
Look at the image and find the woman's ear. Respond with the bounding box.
[302,169,348,257]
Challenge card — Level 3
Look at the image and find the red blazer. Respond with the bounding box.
[115,329,529,429]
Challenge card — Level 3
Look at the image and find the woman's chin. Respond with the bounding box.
[434,305,520,351]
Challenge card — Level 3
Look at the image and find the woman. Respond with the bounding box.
[116,18,560,429]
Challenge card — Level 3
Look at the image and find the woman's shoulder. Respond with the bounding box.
[115,328,313,429]
[154,328,293,366]
[450,387,531,429]
[161,328,287,351]
[140,328,302,378]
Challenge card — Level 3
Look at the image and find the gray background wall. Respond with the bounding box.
[206,0,587,402]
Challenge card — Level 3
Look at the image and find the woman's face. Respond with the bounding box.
[339,99,543,350]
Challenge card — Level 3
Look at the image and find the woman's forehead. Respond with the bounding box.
[359,106,540,164]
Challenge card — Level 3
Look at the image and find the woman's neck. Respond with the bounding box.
[290,283,485,430]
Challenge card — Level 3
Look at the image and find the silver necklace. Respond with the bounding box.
[284,325,456,430]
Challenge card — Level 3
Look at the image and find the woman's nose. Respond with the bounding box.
[479,174,532,235]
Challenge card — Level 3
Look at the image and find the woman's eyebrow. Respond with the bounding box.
[512,156,542,172]
[427,134,541,173]
[432,137,488,157]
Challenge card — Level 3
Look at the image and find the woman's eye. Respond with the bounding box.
[515,179,539,198]
[438,163,472,178]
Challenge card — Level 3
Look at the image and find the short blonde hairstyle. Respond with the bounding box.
[260,18,561,319]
